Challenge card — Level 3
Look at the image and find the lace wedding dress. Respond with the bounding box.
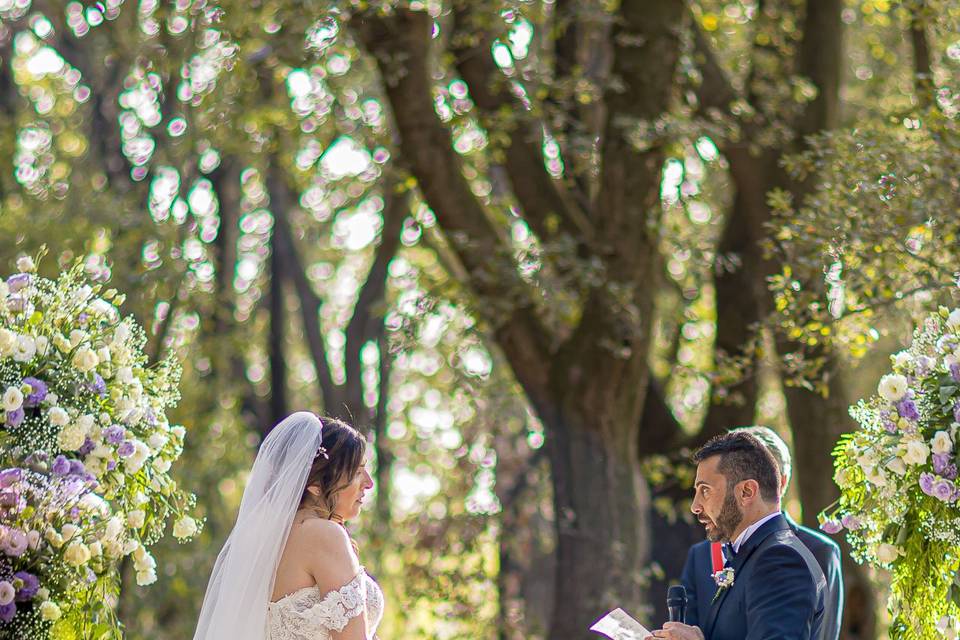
[267,569,385,639]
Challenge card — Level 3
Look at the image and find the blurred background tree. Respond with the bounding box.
[1,0,959,638]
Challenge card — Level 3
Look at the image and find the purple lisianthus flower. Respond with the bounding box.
[932,478,957,502]
[82,374,107,397]
[12,572,38,601]
[0,469,21,489]
[4,407,23,428]
[0,490,19,508]
[117,441,135,458]
[3,529,28,557]
[0,602,15,622]
[50,455,71,476]
[934,453,952,475]
[841,515,862,530]
[5,296,24,312]
[78,437,95,456]
[106,460,117,471]
[68,460,85,476]
[897,398,920,421]
[102,425,125,445]
[920,472,937,496]
[954,401,960,424]
[6,274,29,293]
[821,519,843,534]
[916,355,934,377]
[951,363,960,384]
[20,377,46,408]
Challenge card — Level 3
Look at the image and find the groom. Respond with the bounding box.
[652,432,826,640]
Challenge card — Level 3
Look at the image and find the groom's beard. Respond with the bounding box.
[707,491,744,542]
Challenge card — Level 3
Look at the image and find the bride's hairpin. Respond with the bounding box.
[315,414,329,459]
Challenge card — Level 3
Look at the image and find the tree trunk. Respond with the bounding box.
[268,223,288,431]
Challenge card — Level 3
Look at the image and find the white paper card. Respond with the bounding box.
[589,608,652,640]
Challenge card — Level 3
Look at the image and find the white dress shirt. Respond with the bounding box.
[731,510,781,554]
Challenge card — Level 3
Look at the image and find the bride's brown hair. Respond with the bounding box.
[300,416,367,521]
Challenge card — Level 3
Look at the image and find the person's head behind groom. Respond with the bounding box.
[690,432,781,543]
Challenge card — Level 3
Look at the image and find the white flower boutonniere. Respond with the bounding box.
[711,567,735,603]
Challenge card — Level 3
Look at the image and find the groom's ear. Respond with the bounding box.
[737,479,760,503]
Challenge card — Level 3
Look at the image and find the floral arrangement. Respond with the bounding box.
[821,305,960,639]
[0,258,199,639]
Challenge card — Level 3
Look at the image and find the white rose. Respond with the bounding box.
[878,374,909,403]
[104,516,124,540]
[39,601,61,621]
[44,529,63,549]
[60,524,80,542]
[63,541,91,566]
[0,329,15,356]
[47,407,69,427]
[13,335,36,362]
[97,346,112,364]
[102,539,122,558]
[34,335,49,356]
[948,309,960,329]
[903,440,931,466]
[136,570,157,586]
[69,330,87,348]
[127,510,145,529]
[865,466,887,487]
[57,424,86,451]
[152,458,171,474]
[76,414,96,435]
[877,543,903,564]
[892,351,913,370]
[88,540,103,557]
[72,347,99,372]
[53,333,71,353]
[173,516,198,540]
[886,458,908,476]
[148,433,168,450]
[122,539,139,556]
[116,366,134,384]
[27,530,40,550]
[932,431,954,455]
[171,425,186,439]
[16,256,35,273]
[2,387,23,412]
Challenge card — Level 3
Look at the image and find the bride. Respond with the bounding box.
[193,412,382,640]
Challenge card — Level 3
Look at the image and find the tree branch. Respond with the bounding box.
[355,9,553,407]
[450,5,594,248]
[269,164,339,409]
[909,0,934,109]
[794,0,844,137]
[342,179,407,424]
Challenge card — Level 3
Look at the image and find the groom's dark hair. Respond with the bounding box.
[693,432,780,502]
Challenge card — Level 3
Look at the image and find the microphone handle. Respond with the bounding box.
[667,604,685,622]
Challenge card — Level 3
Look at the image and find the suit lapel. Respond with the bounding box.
[703,514,790,638]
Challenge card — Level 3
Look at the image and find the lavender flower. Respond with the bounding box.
[51,455,71,476]
[85,373,107,397]
[920,472,937,496]
[117,441,135,458]
[13,572,38,601]
[3,529,28,557]
[932,478,957,502]
[897,398,920,421]
[0,602,15,622]
[78,437,95,456]
[0,469,21,489]
[4,407,23,428]
[5,274,29,293]
[102,425,125,445]
[820,519,843,534]
[20,377,46,408]
[934,453,952,475]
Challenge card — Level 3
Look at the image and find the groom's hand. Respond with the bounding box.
[650,622,705,640]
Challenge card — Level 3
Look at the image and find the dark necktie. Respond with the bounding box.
[721,542,736,566]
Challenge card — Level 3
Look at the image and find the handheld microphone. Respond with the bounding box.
[667,584,687,623]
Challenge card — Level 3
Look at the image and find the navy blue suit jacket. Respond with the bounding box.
[680,512,843,640]
[679,514,826,640]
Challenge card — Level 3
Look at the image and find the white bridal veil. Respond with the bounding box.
[193,411,324,640]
